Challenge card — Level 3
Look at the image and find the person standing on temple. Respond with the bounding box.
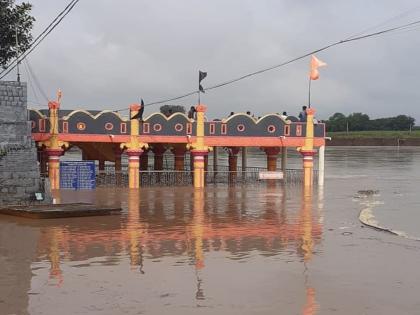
[281,111,288,120]
[298,106,307,122]
[188,106,196,119]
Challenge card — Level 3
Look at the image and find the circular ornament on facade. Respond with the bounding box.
[174,123,184,132]
[237,124,245,132]
[267,125,276,133]
[153,123,162,132]
[77,122,86,131]
[105,122,114,131]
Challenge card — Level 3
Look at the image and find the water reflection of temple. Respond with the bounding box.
[35,187,322,271]
[2,185,322,314]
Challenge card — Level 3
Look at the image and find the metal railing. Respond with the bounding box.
[95,166,317,187]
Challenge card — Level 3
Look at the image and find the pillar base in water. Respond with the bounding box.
[46,148,64,190]
[127,150,142,189]
[191,150,208,188]
[300,149,316,187]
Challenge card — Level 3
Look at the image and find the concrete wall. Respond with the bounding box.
[0,81,41,204]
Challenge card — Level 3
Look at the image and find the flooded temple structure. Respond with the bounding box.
[29,101,326,189]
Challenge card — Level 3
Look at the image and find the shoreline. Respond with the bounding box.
[327,137,420,146]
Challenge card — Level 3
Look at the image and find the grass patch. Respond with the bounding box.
[327,130,420,139]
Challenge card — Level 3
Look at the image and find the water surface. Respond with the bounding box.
[1,146,420,315]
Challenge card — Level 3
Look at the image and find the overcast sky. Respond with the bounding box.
[6,0,420,121]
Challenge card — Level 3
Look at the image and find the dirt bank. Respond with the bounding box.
[327,137,420,146]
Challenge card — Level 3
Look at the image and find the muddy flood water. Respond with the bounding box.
[1,147,420,315]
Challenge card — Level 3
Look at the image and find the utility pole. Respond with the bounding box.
[15,25,20,82]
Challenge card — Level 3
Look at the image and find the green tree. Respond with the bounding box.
[347,112,370,131]
[326,112,347,132]
[0,0,35,69]
[160,105,186,117]
[393,115,415,130]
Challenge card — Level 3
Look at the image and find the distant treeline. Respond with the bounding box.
[324,112,416,132]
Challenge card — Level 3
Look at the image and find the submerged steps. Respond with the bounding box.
[0,203,122,219]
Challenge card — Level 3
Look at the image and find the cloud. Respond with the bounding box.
[9,0,420,122]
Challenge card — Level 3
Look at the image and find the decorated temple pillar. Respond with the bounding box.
[188,104,210,189]
[298,108,317,187]
[121,103,148,189]
[127,150,141,189]
[38,94,69,190]
[46,148,63,190]
[263,147,281,171]
[191,151,207,188]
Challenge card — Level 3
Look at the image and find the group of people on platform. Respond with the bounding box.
[136,102,314,123]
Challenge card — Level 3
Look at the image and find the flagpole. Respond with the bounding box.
[308,77,312,108]
[198,71,201,105]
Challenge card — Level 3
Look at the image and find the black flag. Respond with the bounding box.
[131,98,145,121]
[199,71,207,93]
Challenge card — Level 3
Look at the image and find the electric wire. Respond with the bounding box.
[344,5,420,40]
[0,0,80,79]
[22,59,40,105]
[4,1,419,111]
[111,18,420,113]
[24,59,49,102]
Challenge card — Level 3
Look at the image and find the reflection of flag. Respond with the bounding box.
[309,55,327,80]
[199,70,207,93]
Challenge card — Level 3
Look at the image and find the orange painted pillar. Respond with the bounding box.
[140,149,149,171]
[98,159,105,173]
[264,147,281,171]
[190,104,210,188]
[46,148,63,190]
[228,147,240,182]
[301,150,315,186]
[191,151,208,188]
[114,147,122,186]
[127,150,142,189]
[121,103,149,189]
[228,147,240,172]
[172,147,186,171]
[299,107,317,187]
[152,146,165,171]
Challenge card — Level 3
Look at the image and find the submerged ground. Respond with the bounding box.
[1,147,420,315]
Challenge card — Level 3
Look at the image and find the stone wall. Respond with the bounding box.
[0,81,41,204]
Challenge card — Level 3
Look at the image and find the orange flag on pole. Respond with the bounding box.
[309,55,327,80]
